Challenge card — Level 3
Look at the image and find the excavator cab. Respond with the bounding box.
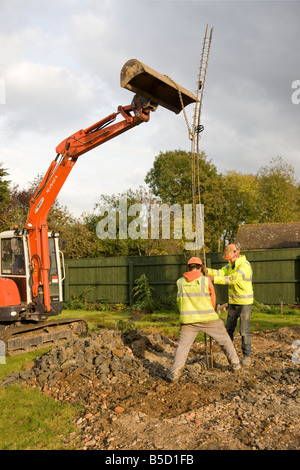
[120,59,197,114]
[0,230,64,322]
[0,231,77,355]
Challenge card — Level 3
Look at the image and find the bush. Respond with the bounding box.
[63,289,109,311]
[132,273,155,313]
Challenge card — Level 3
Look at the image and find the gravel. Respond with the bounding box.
[1,326,299,450]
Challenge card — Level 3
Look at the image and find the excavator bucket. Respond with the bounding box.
[120,59,197,114]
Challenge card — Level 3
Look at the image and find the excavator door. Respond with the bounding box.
[0,231,64,321]
[120,59,197,114]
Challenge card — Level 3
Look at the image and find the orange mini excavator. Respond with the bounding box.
[0,59,196,354]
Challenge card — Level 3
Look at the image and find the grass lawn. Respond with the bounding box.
[0,385,81,450]
[0,304,299,449]
[55,303,300,340]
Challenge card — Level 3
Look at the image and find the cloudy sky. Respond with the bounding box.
[0,0,299,218]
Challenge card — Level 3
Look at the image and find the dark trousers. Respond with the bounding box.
[226,304,252,357]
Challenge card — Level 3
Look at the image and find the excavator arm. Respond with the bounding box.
[25,98,151,314]
[23,59,197,316]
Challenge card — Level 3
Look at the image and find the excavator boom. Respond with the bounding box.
[0,59,196,354]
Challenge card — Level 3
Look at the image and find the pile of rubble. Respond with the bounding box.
[0,328,166,389]
[1,326,299,450]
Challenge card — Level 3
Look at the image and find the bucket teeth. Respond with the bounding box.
[120,59,197,114]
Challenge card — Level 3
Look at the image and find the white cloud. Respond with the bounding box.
[0,0,299,220]
[3,61,106,133]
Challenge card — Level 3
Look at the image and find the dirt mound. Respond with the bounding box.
[1,326,299,450]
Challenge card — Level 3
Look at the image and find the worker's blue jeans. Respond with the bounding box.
[226,304,252,357]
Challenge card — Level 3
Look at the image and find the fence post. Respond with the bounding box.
[0,340,6,364]
[63,264,69,302]
[128,261,134,307]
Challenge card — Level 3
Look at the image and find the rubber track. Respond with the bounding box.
[0,318,88,355]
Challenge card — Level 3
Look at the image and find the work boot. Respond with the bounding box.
[241,356,251,367]
[231,362,241,372]
[165,370,180,383]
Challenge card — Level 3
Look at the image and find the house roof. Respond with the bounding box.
[235,222,300,249]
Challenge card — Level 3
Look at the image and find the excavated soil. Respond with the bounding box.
[1,325,300,451]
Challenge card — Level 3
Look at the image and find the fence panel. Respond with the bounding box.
[63,248,300,306]
[64,257,130,304]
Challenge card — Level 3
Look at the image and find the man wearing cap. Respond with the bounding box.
[166,257,241,382]
[205,244,253,367]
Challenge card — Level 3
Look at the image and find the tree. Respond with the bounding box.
[145,150,225,251]
[60,217,101,259]
[0,164,10,202]
[5,174,75,230]
[257,156,300,223]
[0,164,11,231]
[85,187,150,257]
[221,171,260,245]
[145,150,194,205]
[86,186,185,257]
[0,171,98,258]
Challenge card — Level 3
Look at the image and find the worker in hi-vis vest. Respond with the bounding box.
[205,243,253,367]
[166,257,241,382]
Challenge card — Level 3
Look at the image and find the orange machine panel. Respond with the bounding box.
[0,278,21,306]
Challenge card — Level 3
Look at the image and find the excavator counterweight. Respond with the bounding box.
[121,59,197,114]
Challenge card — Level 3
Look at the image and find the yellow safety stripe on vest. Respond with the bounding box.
[236,270,252,282]
[177,277,216,317]
[177,276,210,298]
[180,309,216,315]
[229,294,253,300]
[206,256,253,305]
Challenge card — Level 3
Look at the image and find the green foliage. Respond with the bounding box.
[145,152,300,249]
[86,186,184,257]
[0,164,10,203]
[252,300,297,315]
[132,273,155,312]
[116,318,137,334]
[221,171,260,244]
[252,300,278,314]
[145,150,224,250]
[63,289,109,311]
[145,149,196,204]
[156,293,179,312]
[1,152,299,257]
[63,290,177,315]
[0,164,11,231]
[257,156,300,223]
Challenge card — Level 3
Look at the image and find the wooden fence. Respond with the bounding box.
[63,248,300,306]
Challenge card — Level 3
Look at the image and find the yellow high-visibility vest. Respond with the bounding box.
[206,255,253,305]
[177,275,219,324]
